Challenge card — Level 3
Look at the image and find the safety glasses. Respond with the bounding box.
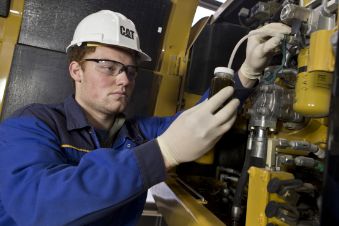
[81,59,138,80]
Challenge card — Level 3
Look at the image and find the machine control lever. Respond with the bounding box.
[267,178,303,204]
[265,201,299,225]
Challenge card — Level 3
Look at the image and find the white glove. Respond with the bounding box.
[157,86,240,168]
[240,23,291,80]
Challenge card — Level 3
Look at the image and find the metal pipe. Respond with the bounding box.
[251,127,268,161]
[294,156,315,167]
[321,0,331,17]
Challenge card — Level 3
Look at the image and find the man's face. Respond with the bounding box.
[72,46,136,116]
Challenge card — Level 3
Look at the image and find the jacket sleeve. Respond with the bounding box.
[0,116,166,226]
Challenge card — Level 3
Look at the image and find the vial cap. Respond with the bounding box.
[214,67,234,77]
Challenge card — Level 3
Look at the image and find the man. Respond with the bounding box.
[0,10,290,226]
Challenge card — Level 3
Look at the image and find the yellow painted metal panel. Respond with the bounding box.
[275,118,328,149]
[183,92,201,109]
[154,0,199,116]
[246,167,294,226]
[154,74,182,115]
[0,0,24,113]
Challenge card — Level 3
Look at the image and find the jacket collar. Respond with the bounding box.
[62,96,146,146]
[64,95,91,131]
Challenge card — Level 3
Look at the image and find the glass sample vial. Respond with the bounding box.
[197,67,235,165]
[209,67,235,99]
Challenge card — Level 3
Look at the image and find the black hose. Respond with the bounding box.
[231,143,252,225]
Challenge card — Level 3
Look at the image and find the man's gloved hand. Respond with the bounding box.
[157,87,240,168]
[240,23,291,80]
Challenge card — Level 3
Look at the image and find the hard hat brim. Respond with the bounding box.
[66,42,152,62]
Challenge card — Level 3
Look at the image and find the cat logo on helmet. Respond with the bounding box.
[120,26,135,40]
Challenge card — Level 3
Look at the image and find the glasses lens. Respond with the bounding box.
[95,60,121,76]
[91,60,137,80]
[126,66,138,80]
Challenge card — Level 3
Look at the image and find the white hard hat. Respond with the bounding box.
[66,10,151,62]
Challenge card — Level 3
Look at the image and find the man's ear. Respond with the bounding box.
[69,61,83,83]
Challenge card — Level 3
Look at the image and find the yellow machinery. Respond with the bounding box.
[243,1,336,225]
[157,0,338,225]
[155,1,337,225]
[153,0,199,116]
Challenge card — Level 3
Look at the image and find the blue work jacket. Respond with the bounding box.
[0,96,174,226]
[0,73,253,226]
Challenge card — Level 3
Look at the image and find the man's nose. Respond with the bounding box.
[115,70,130,85]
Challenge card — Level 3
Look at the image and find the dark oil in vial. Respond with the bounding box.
[209,76,234,97]
[209,77,234,110]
